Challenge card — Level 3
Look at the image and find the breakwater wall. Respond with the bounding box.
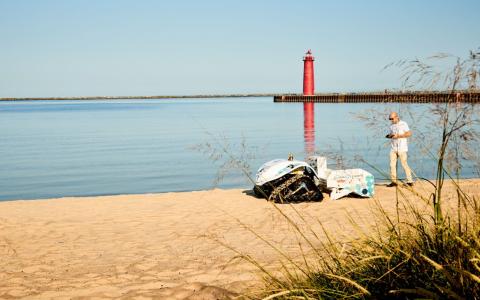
[274,91,480,103]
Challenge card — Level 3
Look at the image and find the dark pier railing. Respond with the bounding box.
[274,91,480,103]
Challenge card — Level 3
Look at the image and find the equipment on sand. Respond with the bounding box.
[253,156,374,203]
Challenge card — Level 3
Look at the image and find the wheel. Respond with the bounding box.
[268,174,323,203]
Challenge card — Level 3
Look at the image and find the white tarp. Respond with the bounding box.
[308,156,375,200]
[327,169,375,200]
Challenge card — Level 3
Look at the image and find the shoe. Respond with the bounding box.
[386,182,397,187]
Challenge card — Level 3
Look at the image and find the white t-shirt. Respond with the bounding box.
[390,120,410,152]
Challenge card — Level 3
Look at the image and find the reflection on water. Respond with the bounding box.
[303,103,315,156]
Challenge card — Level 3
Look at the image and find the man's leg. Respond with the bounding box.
[390,151,398,183]
[398,151,413,183]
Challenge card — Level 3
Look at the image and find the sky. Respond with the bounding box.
[0,0,479,97]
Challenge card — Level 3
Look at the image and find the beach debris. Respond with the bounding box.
[253,156,374,202]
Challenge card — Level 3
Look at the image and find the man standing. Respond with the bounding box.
[386,112,414,187]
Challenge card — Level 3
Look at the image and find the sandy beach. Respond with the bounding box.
[1,180,479,299]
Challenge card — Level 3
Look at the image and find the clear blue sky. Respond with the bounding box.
[1,0,479,97]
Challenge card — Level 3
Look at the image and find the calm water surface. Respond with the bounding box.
[0,98,476,201]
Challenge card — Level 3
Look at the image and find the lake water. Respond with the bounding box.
[0,98,477,201]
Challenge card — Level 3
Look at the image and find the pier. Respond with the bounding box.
[274,91,480,103]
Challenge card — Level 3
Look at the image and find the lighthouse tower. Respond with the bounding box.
[303,50,315,95]
[302,50,315,155]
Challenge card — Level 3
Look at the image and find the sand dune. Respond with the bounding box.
[1,180,479,299]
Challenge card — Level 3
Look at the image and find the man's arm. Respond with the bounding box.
[393,130,412,139]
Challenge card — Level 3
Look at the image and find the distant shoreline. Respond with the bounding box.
[2,90,479,102]
[0,94,277,101]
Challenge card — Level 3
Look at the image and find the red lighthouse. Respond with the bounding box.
[302,50,315,155]
[303,50,315,95]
